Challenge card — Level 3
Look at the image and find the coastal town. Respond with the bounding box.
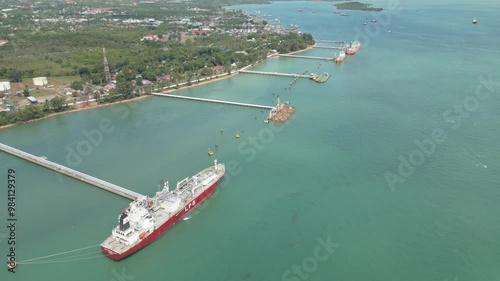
[0,1,359,126]
[0,0,319,125]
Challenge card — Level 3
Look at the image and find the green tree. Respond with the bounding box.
[23,86,30,97]
[70,81,84,90]
[50,96,67,112]
[78,67,90,77]
[136,77,143,86]
[114,77,136,99]
[8,69,22,83]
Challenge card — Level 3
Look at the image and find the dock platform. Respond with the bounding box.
[0,143,142,200]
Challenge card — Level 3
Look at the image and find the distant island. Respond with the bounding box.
[334,1,384,12]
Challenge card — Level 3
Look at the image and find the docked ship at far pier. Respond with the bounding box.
[345,41,360,55]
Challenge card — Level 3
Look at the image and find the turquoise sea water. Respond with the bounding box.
[1,1,500,280]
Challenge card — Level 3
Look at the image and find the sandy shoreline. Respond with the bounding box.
[0,46,312,131]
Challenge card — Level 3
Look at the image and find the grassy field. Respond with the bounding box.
[29,88,60,97]
[49,76,80,86]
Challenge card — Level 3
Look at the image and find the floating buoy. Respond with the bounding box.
[220,128,224,133]
[7,261,16,269]
[235,133,240,138]
[472,18,477,24]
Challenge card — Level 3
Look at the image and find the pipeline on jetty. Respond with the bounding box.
[312,45,345,50]
[151,93,275,110]
[314,40,346,44]
[239,69,311,79]
[0,143,142,200]
[277,54,334,61]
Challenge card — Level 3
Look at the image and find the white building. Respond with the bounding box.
[0,81,10,91]
[33,77,48,86]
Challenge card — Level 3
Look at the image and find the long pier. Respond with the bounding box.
[313,45,345,50]
[239,69,311,79]
[277,54,334,61]
[315,40,345,44]
[151,93,275,110]
[0,143,142,200]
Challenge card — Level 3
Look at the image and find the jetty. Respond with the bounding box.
[313,45,345,50]
[315,40,345,44]
[0,143,142,200]
[239,70,311,79]
[151,93,275,110]
[277,54,334,61]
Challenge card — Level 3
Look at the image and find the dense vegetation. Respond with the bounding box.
[0,97,73,126]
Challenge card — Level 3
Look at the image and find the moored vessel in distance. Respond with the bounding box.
[340,13,349,16]
[100,160,225,260]
[335,51,346,63]
[312,72,331,83]
[345,41,360,55]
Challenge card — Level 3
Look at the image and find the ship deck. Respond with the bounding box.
[101,164,225,256]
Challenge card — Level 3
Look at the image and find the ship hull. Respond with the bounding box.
[345,48,359,55]
[101,178,222,260]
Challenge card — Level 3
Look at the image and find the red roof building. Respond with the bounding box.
[211,65,224,71]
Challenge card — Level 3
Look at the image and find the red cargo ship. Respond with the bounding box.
[100,160,225,260]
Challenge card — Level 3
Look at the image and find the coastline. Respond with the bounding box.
[0,95,151,131]
[0,45,312,131]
